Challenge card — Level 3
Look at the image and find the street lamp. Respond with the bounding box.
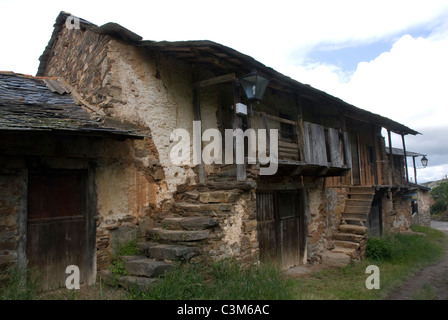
[238,70,270,102]
[421,155,428,168]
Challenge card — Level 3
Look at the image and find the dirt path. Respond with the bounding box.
[386,221,448,300]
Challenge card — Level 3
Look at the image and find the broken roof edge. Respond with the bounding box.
[36,11,420,136]
[1,72,147,140]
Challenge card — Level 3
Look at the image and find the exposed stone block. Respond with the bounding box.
[148,244,197,261]
[147,228,209,242]
[199,191,240,204]
[125,258,171,277]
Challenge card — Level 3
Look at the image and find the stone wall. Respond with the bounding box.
[0,172,22,272]
[413,189,431,227]
[306,185,347,262]
[382,192,412,234]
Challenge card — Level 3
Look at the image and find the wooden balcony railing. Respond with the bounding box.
[252,111,351,172]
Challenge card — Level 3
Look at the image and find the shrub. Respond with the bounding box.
[430,200,447,215]
[365,237,393,261]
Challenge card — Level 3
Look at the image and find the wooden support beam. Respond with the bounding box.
[296,93,306,162]
[193,73,236,89]
[233,81,246,181]
[371,125,378,186]
[387,129,395,185]
[401,134,409,183]
[413,156,418,184]
[193,88,205,184]
[252,111,298,126]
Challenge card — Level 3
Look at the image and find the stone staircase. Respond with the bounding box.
[332,186,375,259]
[105,215,218,291]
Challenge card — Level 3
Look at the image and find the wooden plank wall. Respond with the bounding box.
[326,125,385,188]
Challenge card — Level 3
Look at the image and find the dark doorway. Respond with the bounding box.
[368,195,382,237]
[256,190,305,269]
[26,169,90,290]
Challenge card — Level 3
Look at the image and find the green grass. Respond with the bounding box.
[291,225,446,300]
[128,225,446,300]
[2,226,446,300]
[129,259,297,300]
[0,266,41,300]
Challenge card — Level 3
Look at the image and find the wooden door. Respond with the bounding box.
[256,192,279,263]
[27,169,88,290]
[256,190,303,269]
[277,191,301,269]
[349,132,361,185]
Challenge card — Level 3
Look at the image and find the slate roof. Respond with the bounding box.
[0,72,143,139]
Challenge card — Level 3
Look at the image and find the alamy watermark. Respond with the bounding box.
[65,15,80,30]
[169,121,279,175]
[365,265,380,289]
[65,265,80,290]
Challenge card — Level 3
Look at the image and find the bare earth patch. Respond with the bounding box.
[386,220,448,300]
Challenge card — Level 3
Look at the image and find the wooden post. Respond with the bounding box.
[413,156,418,184]
[371,125,378,186]
[86,168,97,285]
[401,134,409,184]
[193,88,206,184]
[17,169,28,271]
[233,81,246,181]
[295,93,306,162]
[387,130,395,185]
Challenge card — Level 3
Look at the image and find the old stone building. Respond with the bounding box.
[0,11,430,288]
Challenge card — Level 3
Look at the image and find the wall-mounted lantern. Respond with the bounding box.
[421,155,428,168]
[238,70,270,102]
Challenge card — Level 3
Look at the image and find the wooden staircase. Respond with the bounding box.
[332,186,375,259]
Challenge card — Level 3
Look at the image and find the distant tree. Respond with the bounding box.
[430,181,448,214]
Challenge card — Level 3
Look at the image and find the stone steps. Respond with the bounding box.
[161,216,218,230]
[344,205,371,215]
[334,187,374,260]
[334,240,360,250]
[174,202,233,213]
[124,258,172,278]
[331,246,357,259]
[341,213,368,222]
[339,224,367,235]
[147,228,209,242]
[333,232,364,242]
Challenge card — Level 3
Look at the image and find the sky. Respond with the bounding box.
[1,0,447,183]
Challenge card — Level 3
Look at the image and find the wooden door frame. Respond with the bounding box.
[17,166,97,287]
[256,189,306,268]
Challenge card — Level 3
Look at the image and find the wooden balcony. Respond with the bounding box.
[252,111,351,177]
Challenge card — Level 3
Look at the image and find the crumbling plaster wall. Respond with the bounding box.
[382,192,412,234]
[44,25,261,267]
[415,190,431,227]
[306,184,347,262]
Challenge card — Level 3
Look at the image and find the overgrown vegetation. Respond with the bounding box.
[430,181,448,215]
[2,226,446,300]
[0,266,41,300]
[128,259,297,300]
[107,239,140,288]
[293,225,446,300]
[125,225,446,300]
